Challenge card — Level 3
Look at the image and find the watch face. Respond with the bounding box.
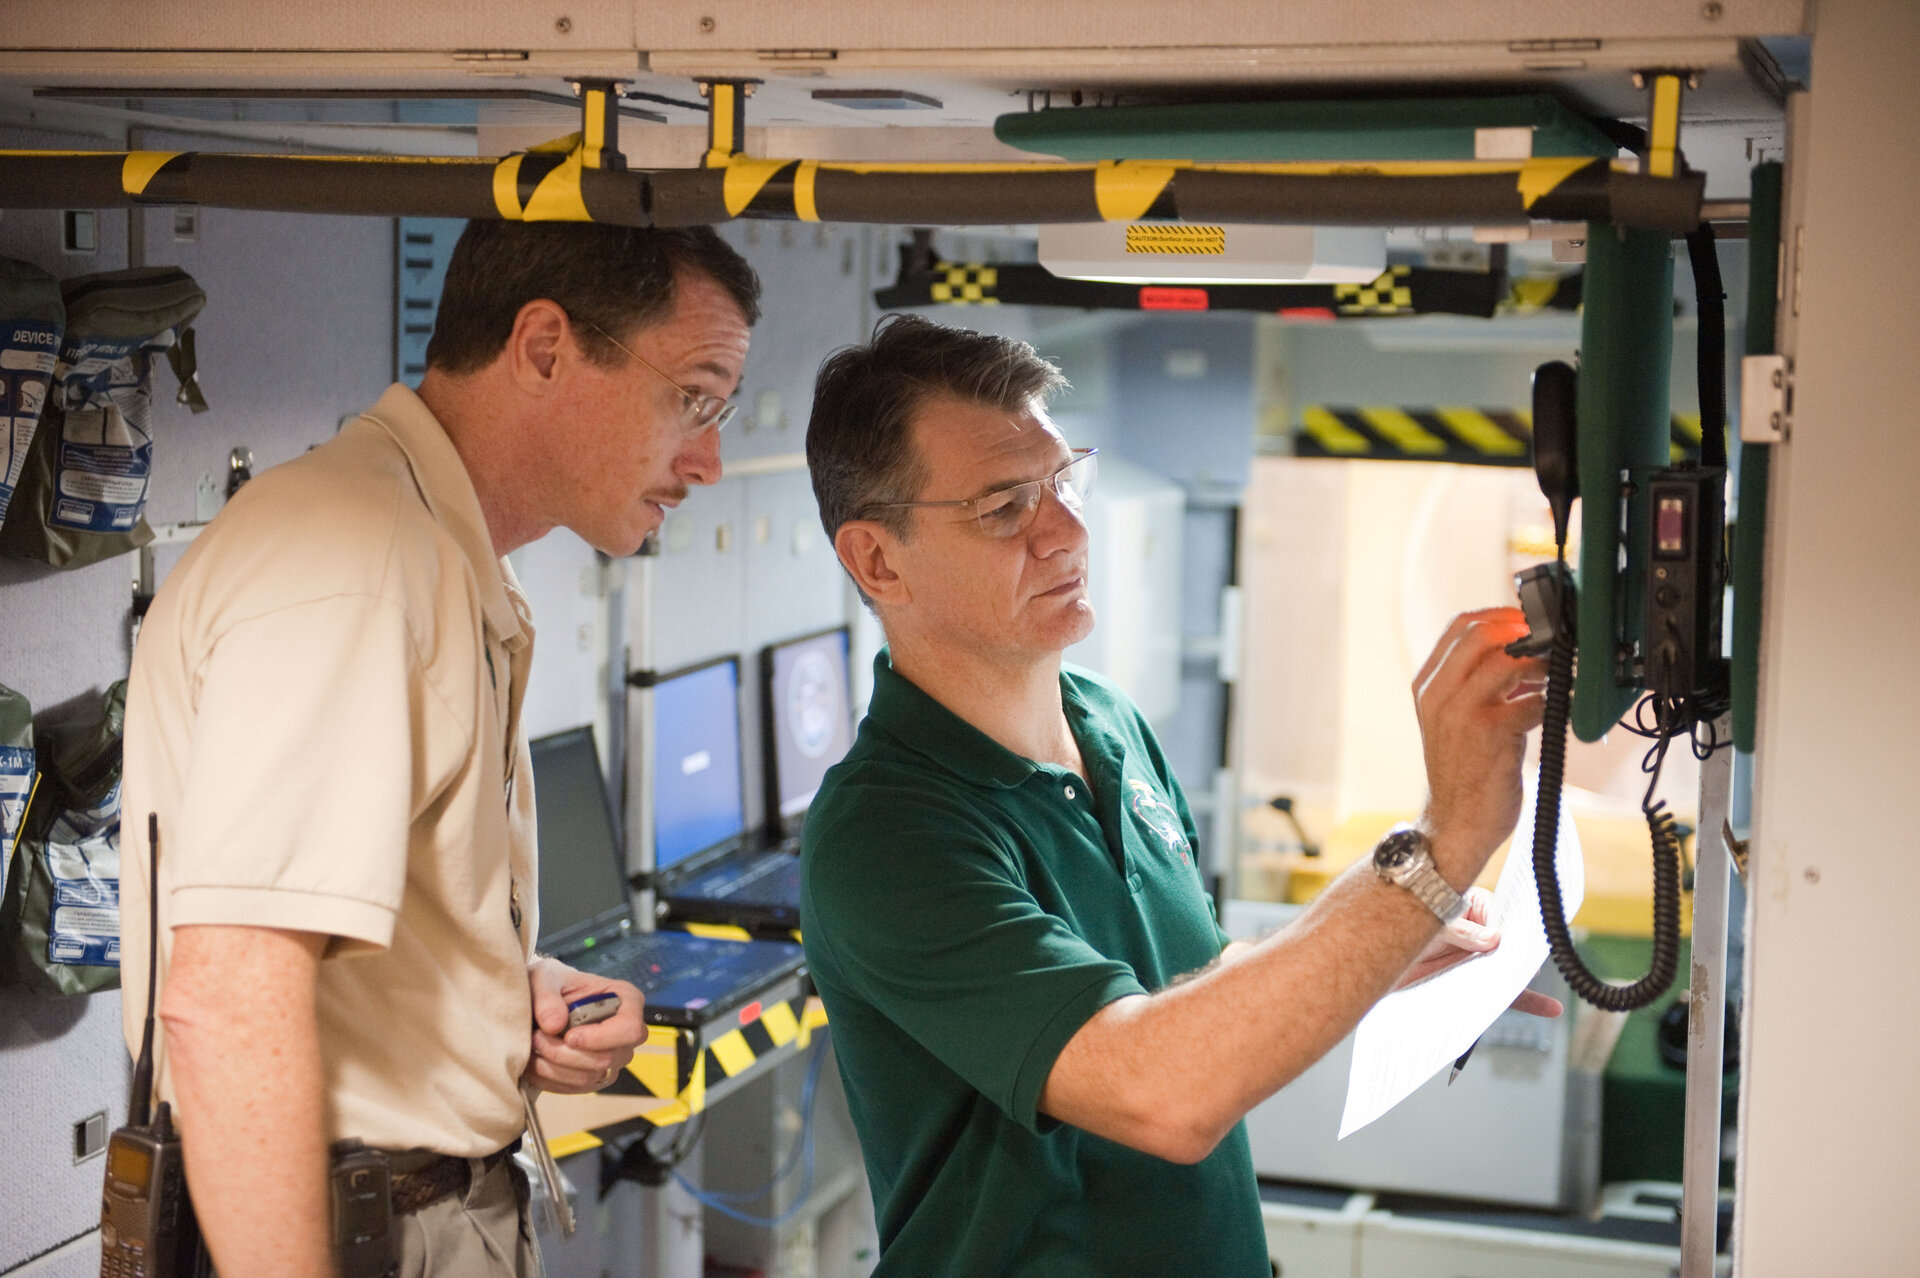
[1374,828,1422,873]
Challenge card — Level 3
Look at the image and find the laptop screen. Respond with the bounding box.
[765,628,854,822]
[653,656,747,872]
[529,726,630,954]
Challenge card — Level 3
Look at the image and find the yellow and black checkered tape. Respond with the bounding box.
[930,261,1000,305]
[1333,266,1416,315]
[1296,406,1708,466]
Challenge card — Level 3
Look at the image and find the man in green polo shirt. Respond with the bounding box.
[800,315,1557,1276]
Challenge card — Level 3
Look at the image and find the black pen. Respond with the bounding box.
[1449,1037,1479,1086]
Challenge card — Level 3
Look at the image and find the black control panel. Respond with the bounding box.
[1641,466,1727,702]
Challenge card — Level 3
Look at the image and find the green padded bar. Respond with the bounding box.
[1732,163,1783,753]
[1574,225,1675,742]
[994,94,1619,161]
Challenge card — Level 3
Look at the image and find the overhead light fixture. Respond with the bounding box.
[1037,222,1387,285]
[811,89,943,111]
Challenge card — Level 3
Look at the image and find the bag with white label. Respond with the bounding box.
[0,258,66,529]
[0,680,124,996]
[0,267,206,569]
[0,681,34,907]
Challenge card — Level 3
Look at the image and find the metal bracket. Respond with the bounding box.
[698,80,758,166]
[1740,353,1793,442]
[569,79,628,171]
[1632,70,1695,180]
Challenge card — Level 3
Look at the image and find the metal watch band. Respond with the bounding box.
[1403,865,1468,925]
[1372,824,1468,925]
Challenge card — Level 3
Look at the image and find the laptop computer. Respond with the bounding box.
[530,724,805,1031]
[655,632,851,933]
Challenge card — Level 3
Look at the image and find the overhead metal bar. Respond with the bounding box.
[0,149,1705,231]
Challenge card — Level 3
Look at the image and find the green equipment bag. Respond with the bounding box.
[0,258,66,529]
[0,681,34,906]
[0,266,206,570]
[0,681,125,996]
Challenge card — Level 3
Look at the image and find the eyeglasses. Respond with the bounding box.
[867,449,1098,539]
[582,320,738,434]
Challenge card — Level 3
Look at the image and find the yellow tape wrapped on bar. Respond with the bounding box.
[1093,161,1177,222]
[722,157,791,217]
[522,153,591,222]
[121,151,183,196]
[492,153,528,219]
[1516,156,1598,209]
[793,160,820,222]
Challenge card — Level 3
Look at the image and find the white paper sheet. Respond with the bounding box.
[1338,779,1585,1139]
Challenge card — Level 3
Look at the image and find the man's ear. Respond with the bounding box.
[835,521,911,609]
[504,298,570,392]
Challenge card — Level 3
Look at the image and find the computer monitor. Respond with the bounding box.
[651,655,747,872]
[763,626,854,831]
[529,726,630,954]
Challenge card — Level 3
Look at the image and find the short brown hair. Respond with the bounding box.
[425,222,761,374]
[806,314,1068,544]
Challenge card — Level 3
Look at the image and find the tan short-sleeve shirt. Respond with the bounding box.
[122,383,540,1156]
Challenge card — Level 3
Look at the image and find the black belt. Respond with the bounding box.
[385,1139,521,1216]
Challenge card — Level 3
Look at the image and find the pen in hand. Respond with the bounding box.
[1449,1037,1478,1086]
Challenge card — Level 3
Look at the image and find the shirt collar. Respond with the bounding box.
[359,382,525,647]
[867,648,1096,791]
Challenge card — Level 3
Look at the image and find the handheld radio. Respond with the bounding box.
[99,815,207,1278]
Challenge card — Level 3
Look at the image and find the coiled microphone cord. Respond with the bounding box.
[1531,569,1683,1013]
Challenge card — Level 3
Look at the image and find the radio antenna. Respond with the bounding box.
[127,813,161,1128]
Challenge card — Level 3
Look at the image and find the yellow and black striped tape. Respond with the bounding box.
[1296,406,1707,466]
[545,992,829,1156]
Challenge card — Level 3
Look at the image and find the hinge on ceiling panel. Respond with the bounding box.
[453,49,531,62]
[757,48,837,61]
[1508,38,1603,54]
[1740,354,1793,443]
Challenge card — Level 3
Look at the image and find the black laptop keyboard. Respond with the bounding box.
[703,853,803,900]
[575,931,732,985]
[571,929,804,1017]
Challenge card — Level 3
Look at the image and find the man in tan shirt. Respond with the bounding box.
[122,222,761,1276]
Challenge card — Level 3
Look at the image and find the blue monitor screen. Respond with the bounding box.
[768,629,853,820]
[652,657,745,870]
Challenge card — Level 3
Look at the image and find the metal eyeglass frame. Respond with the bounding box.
[864,448,1098,538]
[582,320,739,434]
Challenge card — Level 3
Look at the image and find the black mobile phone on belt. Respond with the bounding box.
[330,1140,397,1278]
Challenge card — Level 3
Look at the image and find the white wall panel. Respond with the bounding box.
[1738,0,1920,1271]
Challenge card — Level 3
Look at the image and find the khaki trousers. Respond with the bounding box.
[395,1156,542,1278]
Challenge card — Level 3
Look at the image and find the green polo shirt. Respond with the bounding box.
[801,652,1267,1277]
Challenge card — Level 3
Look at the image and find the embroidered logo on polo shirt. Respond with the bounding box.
[1126,779,1191,865]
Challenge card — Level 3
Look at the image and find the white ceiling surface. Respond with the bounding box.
[0,0,1808,53]
[0,3,1801,198]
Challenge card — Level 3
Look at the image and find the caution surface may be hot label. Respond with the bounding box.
[1124,224,1226,256]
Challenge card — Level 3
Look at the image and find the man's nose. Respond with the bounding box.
[1029,483,1089,556]
[676,425,724,487]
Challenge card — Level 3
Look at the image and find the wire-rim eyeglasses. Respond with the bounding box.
[863,448,1098,539]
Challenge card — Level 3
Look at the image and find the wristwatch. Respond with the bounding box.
[1371,824,1467,924]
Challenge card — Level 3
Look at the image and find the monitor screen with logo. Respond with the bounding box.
[765,627,854,824]
[651,656,746,871]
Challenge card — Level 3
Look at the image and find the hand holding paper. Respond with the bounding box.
[1339,779,1584,1139]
